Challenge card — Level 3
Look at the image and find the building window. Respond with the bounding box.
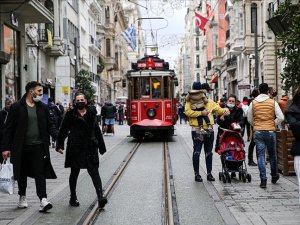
[196,37,199,51]
[3,25,20,101]
[196,55,200,68]
[67,0,78,12]
[251,3,257,33]
[105,6,110,24]
[106,39,111,57]
[239,13,243,35]
[196,73,200,82]
[268,3,274,19]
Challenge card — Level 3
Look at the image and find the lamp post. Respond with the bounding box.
[251,3,259,88]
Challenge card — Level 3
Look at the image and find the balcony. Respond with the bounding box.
[0,0,53,23]
[89,35,100,53]
[104,56,116,70]
[226,56,237,71]
[90,0,102,13]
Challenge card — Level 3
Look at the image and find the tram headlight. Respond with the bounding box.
[147,108,156,118]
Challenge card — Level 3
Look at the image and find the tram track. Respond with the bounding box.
[80,141,180,225]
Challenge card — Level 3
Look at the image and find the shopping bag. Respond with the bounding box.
[0,159,15,194]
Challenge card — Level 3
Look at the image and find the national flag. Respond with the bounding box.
[195,12,208,31]
[121,24,136,50]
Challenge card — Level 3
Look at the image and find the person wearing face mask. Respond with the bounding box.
[1,81,58,212]
[215,95,244,154]
[56,92,107,209]
[0,98,13,163]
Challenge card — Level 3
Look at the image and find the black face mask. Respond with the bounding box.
[76,102,86,110]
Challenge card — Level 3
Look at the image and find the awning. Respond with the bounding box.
[210,74,219,83]
[0,0,54,23]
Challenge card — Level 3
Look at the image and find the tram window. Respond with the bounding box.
[152,77,162,98]
[163,76,169,98]
[141,78,150,97]
[133,78,139,99]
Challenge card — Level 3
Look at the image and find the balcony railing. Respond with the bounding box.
[226,56,237,67]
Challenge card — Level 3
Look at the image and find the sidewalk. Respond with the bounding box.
[176,123,300,225]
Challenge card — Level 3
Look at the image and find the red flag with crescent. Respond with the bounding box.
[195,11,208,31]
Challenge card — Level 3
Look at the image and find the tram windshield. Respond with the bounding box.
[131,76,170,99]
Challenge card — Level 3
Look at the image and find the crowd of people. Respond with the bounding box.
[0,80,300,214]
[182,81,300,203]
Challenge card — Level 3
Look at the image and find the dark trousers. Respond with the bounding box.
[248,139,255,162]
[18,144,47,200]
[69,167,103,198]
[196,107,210,127]
[192,130,214,175]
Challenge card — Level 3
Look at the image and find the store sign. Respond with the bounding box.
[238,85,251,90]
[10,13,18,27]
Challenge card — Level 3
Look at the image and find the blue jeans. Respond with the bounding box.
[253,131,278,180]
[191,130,214,175]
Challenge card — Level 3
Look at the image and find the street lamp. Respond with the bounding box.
[251,3,259,88]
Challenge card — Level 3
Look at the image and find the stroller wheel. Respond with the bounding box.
[219,172,222,181]
[242,173,247,183]
[246,174,251,182]
[226,173,231,183]
[222,174,227,183]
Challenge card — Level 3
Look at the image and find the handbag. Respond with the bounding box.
[195,129,212,141]
[0,158,15,194]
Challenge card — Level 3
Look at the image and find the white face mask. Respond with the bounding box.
[32,92,43,102]
[227,103,235,108]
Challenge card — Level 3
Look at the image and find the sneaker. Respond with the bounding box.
[18,195,28,208]
[69,197,80,207]
[248,161,257,166]
[98,197,108,209]
[39,198,53,212]
[195,174,203,182]
[271,175,280,184]
[207,173,215,181]
[260,179,267,188]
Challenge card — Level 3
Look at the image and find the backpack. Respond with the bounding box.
[242,104,249,117]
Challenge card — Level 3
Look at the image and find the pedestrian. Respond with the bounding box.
[56,100,65,125]
[178,103,186,124]
[56,92,108,209]
[215,94,244,152]
[247,83,284,188]
[1,81,58,212]
[247,89,259,166]
[241,97,250,141]
[48,97,62,148]
[185,82,230,182]
[279,95,289,113]
[101,101,117,135]
[285,85,300,204]
[186,82,211,130]
[0,98,13,163]
[118,104,124,125]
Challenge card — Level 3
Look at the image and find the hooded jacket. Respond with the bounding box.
[247,94,284,131]
[285,104,300,156]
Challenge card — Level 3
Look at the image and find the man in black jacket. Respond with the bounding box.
[2,81,57,212]
[101,102,117,135]
[0,98,13,162]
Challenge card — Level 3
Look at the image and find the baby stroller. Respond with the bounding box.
[217,128,251,183]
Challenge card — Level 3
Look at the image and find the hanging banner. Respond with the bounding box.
[218,0,228,48]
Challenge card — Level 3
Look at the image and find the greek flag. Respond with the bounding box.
[122,24,136,50]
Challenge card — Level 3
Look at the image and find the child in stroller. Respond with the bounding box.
[217,128,251,183]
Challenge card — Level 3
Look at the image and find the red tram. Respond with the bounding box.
[125,55,178,139]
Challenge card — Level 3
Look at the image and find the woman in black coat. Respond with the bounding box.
[285,85,300,204]
[56,92,107,208]
[215,94,244,152]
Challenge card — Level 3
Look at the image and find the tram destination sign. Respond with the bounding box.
[238,84,251,90]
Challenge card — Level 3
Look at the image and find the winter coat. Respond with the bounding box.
[285,104,300,156]
[1,94,58,180]
[56,106,106,168]
[101,103,116,119]
[217,105,244,130]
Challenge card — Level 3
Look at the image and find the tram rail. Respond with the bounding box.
[80,141,180,225]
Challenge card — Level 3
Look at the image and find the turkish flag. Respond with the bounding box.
[195,12,208,31]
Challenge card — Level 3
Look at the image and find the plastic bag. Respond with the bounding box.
[0,159,15,194]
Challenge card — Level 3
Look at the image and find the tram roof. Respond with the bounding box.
[126,70,175,77]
